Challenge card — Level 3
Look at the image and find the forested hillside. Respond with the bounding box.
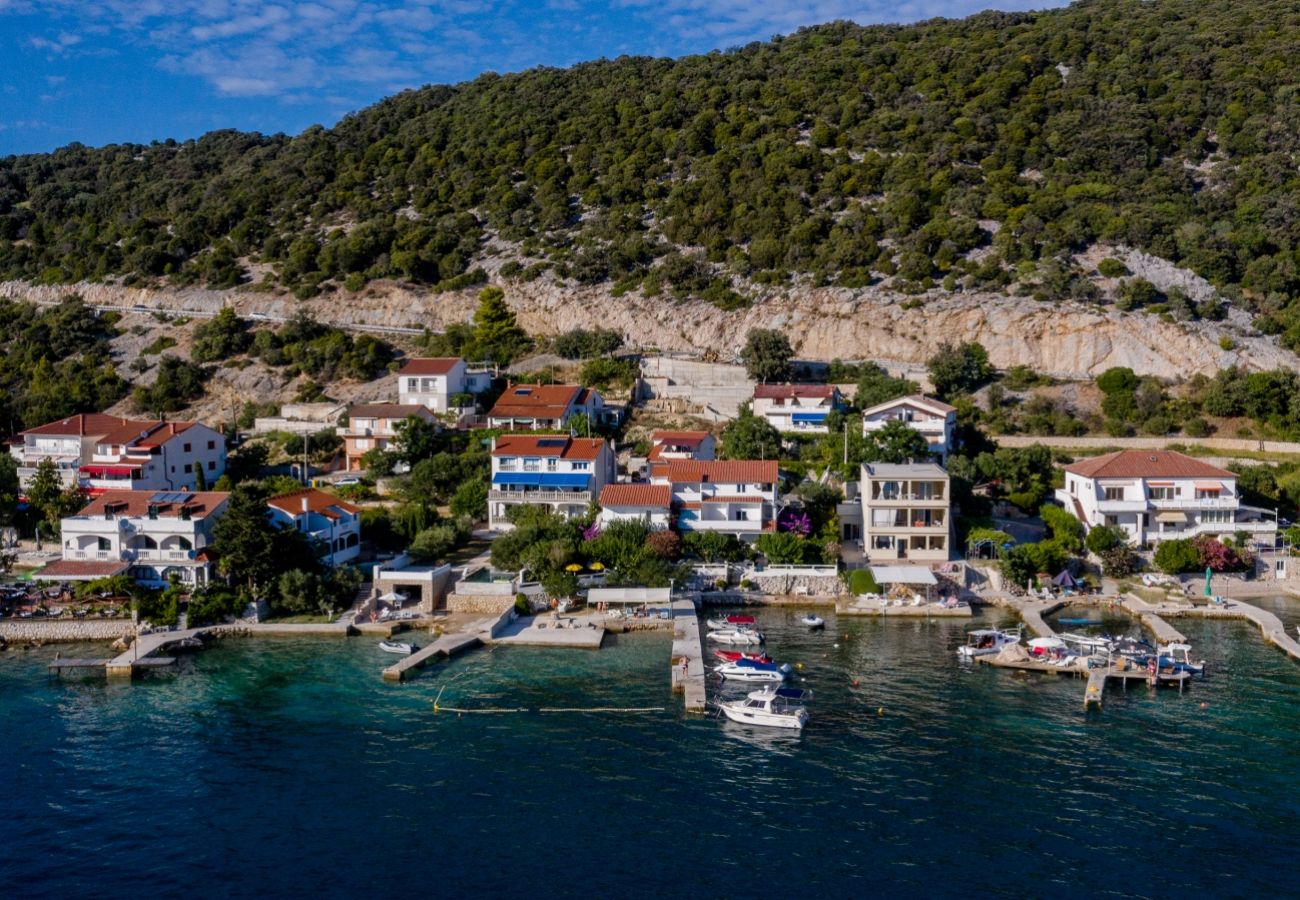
[5,0,1300,340]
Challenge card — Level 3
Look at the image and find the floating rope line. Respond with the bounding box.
[433,703,665,715]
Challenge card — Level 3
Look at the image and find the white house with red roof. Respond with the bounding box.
[10,414,226,493]
[48,490,229,587]
[1056,450,1277,546]
[598,483,672,530]
[649,459,779,540]
[489,435,615,530]
[861,395,957,463]
[266,489,362,566]
[750,384,844,434]
[648,430,716,462]
[396,357,493,413]
[486,384,607,431]
[338,403,439,472]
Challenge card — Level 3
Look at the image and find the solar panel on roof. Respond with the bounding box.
[149,491,192,504]
[536,438,567,447]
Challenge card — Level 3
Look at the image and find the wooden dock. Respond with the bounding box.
[976,650,1191,708]
[1084,669,1106,708]
[670,599,706,713]
[382,630,483,682]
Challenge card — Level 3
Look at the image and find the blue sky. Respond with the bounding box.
[0,1,1056,155]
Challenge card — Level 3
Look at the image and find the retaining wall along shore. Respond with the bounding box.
[0,620,135,643]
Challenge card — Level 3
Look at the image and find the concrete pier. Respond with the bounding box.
[105,628,207,677]
[382,630,484,682]
[670,599,706,713]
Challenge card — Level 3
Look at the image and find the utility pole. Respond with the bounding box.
[303,433,309,486]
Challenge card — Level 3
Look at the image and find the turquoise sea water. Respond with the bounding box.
[3,604,1300,898]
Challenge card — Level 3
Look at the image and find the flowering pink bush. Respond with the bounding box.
[1194,536,1241,572]
[777,509,812,535]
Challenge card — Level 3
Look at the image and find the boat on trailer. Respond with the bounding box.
[718,686,810,730]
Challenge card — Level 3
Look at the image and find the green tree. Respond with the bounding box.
[854,364,919,409]
[864,419,931,464]
[680,530,749,562]
[0,453,18,528]
[1085,524,1124,554]
[1040,503,1084,553]
[754,531,813,564]
[190,306,252,363]
[926,341,992,400]
[1154,538,1202,574]
[719,408,782,460]
[740,329,794,383]
[449,478,489,520]
[471,286,530,365]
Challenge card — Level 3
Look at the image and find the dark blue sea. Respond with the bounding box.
[3,601,1299,899]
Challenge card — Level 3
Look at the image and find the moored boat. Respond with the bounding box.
[705,614,756,629]
[378,640,419,655]
[957,627,1021,658]
[714,649,774,664]
[707,627,765,645]
[718,686,809,730]
[1156,642,1206,675]
[716,658,787,682]
[800,614,825,629]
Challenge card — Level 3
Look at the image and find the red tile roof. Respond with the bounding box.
[96,420,195,447]
[398,357,461,376]
[862,394,957,416]
[488,384,583,419]
[1064,450,1234,480]
[753,383,838,400]
[658,460,778,484]
[267,489,361,520]
[493,435,605,460]
[600,484,671,508]
[76,490,230,520]
[651,430,710,446]
[38,559,131,580]
[22,414,155,438]
[348,403,432,419]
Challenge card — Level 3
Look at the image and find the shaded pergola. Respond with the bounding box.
[868,565,939,601]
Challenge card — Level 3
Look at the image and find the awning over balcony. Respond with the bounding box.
[1156,510,1189,524]
[81,465,138,476]
[791,412,828,423]
[492,472,591,489]
[1194,481,1223,491]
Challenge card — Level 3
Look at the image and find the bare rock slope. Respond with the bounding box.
[3,279,1293,381]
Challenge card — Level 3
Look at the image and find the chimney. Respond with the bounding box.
[301,496,309,514]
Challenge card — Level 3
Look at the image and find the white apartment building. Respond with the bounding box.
[338,404,439,472]
[1057,450,1277,546]
[266,489,362,567]
[46,490,229,587]
[861,395,957,462]
[598,483,672,530]
[11,414,226,493]
[396,357,493,413]
[750,384,844,434]
[848,462,951,563]
[488,435,615,530]
[649,459,779,541]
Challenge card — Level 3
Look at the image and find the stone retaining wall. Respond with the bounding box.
[744,574,846,597]
[445,594,516,615]
[0,619,134,643]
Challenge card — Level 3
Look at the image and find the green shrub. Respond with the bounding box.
[1183,417,1211,438]
[1154,538,1201,574]
[1097,258,1129,278]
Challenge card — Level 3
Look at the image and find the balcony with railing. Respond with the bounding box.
[490,489,592,505]
[1150,496,1238,510]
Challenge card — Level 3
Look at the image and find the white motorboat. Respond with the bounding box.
[716,658,787,682]
[800,614,825,629]
[707,627,765,646]
[718,687,809,730]
[378,640,418,655]
[1059,632,1115,655]
[1158,642,1206,675]
[957,627,1021,658]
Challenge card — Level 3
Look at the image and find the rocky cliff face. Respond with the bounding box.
[3,277,1292,380]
